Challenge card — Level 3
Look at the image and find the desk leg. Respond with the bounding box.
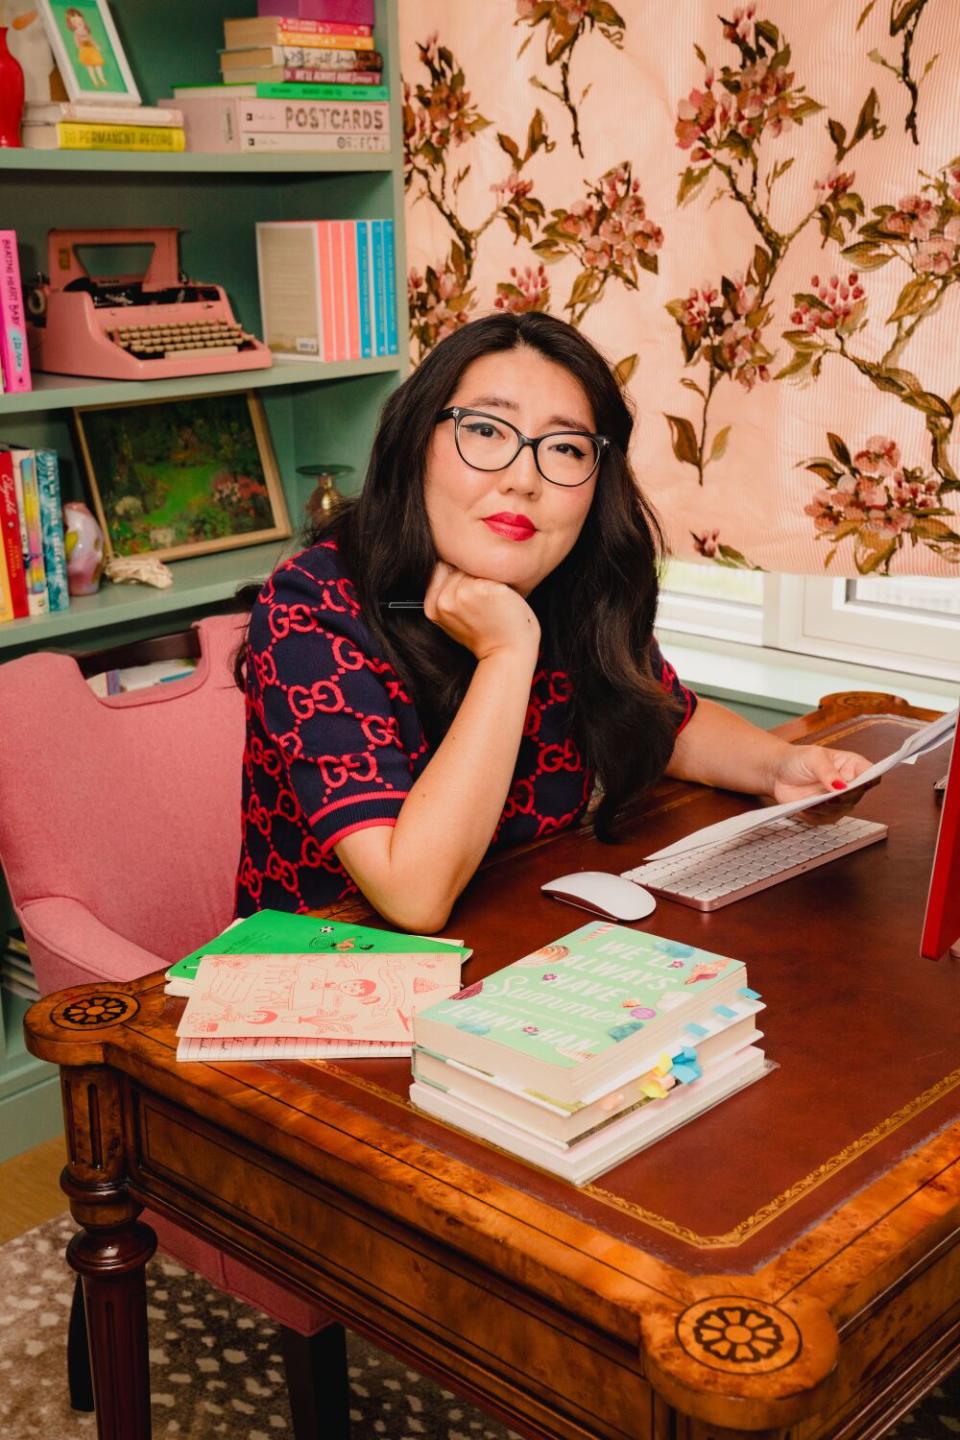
[59,1065,157,1440]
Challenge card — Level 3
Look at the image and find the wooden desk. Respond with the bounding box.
[24,695,960,1440]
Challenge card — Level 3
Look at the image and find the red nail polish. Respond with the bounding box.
[831,780,847,791]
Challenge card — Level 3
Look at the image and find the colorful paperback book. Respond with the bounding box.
[21,122,187,151]
[221,45,382,70]
[173,81,388,100]
[413,922,749,1105]
[256,0,376,27]
[222,33,376,54]
[0,451,27,619]
[176,951,465,1042]
[224,18,374,46]
[4,449,47,616]
[0,232,31,393]
[166,908,468,988]
[410,1047,769,1187]
[0,533,12,624]
[217,65,381,86]
[382,218,398,355]
[371,220,386,356]
[24,102,184,126]
[33,450,69,613]
[178,1035,410,1062]
[413,998,764,1142]
[175,96,388,139]
[356,220,372,359]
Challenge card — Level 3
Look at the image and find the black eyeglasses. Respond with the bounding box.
[437,406,610,487]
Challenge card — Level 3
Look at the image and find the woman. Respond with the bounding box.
[236,312,870,930]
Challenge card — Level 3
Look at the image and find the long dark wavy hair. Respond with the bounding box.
[237,311,683,839]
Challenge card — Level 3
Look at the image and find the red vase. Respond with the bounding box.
[0,27,25,149]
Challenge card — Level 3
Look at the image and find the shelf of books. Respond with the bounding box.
[0,0,407,654]
[0,355,402,417]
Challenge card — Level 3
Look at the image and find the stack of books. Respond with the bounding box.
[256,219,398,361]
[0,440,69,625]
[0,230,30,396]
[1,930,39,1004]
[21,101,187,153]
[170,908,469,1061]
[410,922,771,1186]
[168,3,388,155]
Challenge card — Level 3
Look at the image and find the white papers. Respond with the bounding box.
[644,707,958,862]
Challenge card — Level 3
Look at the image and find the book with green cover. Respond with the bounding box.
[172,82,389,102]
[166,909,467,987]
[413,922,748,1105]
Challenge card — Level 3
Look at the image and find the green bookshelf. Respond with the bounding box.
[0,0,408,1152]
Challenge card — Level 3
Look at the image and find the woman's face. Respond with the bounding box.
[422,346,600,596]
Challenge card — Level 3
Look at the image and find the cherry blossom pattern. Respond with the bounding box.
[534,161,663,326]
[691,529,764,570]
[802,431,960,573]
[514,0,625,157]
[858,0,936,145]
[403,35,553,358]
[669,9,883,490]
[494,263,551,315]
[665,255,775,482]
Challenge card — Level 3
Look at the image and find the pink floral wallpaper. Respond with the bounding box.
[399,0,960,578]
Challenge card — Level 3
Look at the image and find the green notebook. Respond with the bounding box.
[413,922,748,1105]
[167,909,467,986]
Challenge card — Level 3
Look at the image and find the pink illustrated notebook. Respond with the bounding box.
[177,951,464,1043]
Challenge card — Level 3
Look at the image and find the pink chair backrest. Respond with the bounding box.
[0,614,248,964]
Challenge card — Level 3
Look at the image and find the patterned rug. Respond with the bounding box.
[0,1212,957,1439]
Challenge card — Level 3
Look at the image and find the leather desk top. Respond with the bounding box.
[127,709,960,1277]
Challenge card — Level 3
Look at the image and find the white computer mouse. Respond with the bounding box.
[541,871,657,922]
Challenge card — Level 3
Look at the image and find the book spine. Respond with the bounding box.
[0,232,31,393]
[0,452,28,619]
[229,21,373,40]
[225,45,381,67]
[317,223,336,363]
[0,518,12,623]
[382,218,398,356]
[355,220,372,360]
[244,80,387,98]
[26,103,184,125]
[33,450,70,613]
[36,123,187,150]
[371,220,386,357]
[226,32,376,50]
[13,452,48,616]
[255,0,376,25]
[234,99,389,134]
[239,130,388,151]
[330,220,346,361]
[341,221,360,360]
[229,65,382,84]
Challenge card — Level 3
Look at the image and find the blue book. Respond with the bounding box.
[382,219,398,356]
[371,220,386,357]
[34,449,69,613]
[356,220,372,360]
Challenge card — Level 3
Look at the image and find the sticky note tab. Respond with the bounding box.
[685,1022,708,1039]
[673,1047,698,1064]
[671,1061,702,1084]
[714,1004,736,1019]
[641,1079,668,1100]
[739,986,761,1000]
[655,1053,673,1076]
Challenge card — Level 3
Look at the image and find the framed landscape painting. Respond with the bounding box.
[73,392,291,563]
[37,0,140,103]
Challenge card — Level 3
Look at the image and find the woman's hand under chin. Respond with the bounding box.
[424,561,540,663]
[768,743,878,823]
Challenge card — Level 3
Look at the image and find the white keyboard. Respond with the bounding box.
[623,814,888,911]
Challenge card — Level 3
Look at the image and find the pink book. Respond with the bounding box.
[176,951,464,1043]
[258,0,375,23]
[341,221,361,359]
[0,232,31,393]
[329,219,346,360]
[316,221,336,361]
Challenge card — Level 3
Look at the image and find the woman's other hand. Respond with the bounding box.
[768,743,878,823]
[424,561,540,662]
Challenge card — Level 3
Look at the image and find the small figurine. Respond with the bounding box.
[63,501,104,595]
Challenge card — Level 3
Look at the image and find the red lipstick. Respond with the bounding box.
[482,512,537,541]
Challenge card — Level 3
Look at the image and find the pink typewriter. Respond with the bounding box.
[27,226,273,381]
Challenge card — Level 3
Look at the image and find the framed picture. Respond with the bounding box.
[73,392,291,563]
[37,0,140,103]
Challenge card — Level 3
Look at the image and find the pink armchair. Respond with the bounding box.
[0,614,348,1439]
